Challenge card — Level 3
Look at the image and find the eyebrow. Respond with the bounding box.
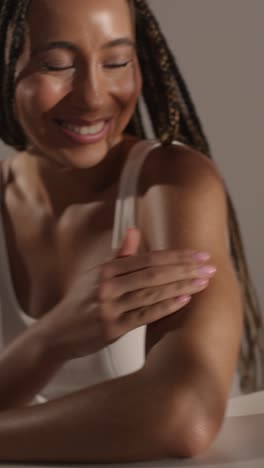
[31,41,77,57]
[102,38,136,49]
[31,38,135,57]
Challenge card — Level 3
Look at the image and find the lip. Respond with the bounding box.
[56,117,111,127]
[54,118,111,145]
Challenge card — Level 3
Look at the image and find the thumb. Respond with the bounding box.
[116,227,141,257]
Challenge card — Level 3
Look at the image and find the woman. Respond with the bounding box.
[0,0,261,462]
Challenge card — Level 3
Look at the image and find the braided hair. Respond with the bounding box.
[0,0,263,392]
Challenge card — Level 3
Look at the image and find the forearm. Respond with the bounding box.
[0,323,62,409]
[0,368,175,463]
[0,307,234,464]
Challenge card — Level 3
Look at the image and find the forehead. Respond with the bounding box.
[27,0,134,45]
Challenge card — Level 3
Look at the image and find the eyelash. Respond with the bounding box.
[42,64,74,71]
[104,62,130,69]
[42,62,130,72]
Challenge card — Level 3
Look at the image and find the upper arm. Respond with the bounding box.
[137,145,243,435]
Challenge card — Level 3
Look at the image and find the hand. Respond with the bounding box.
[40,228,216,362]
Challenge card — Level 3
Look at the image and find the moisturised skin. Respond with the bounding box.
[14,0,142,171]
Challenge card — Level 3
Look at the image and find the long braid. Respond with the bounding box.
[4,0,31,146]
[0,0,263,392]
[228,199,264,391]
[133,0,210,154]
[0,0,18,144]
[0,0,30,149]
[130,0,263,392]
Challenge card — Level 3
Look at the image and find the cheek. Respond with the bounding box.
[110,64,142,107]
[15,76,69,120]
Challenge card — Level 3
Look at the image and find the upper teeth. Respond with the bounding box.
[61,121,105,135]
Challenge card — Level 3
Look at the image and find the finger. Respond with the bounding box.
[105,264,216,298]
[115,227,141,258]
[120,295,192,332]
[102,249,211,279]
[115,278,209,314]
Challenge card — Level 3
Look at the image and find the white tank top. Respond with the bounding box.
[0,140,165,403]
[0,139,240,402]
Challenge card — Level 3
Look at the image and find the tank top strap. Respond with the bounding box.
[111,139,186,250]
[111,139,161,250]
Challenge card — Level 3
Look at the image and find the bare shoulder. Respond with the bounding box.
[138,142,228,251]
[139,142,224,200]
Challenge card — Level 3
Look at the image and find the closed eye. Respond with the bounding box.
[42,64,74,71]
[104,62,131,69]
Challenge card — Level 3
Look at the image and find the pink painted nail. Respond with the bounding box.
[176,295,191,304]
[192,278,209,288]
[197,265,216,277]
[193,252,211,262]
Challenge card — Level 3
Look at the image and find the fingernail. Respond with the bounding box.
[197,265,216,277]
[176,295,191,304]
[192,278,209,288]
[193,252,211,262]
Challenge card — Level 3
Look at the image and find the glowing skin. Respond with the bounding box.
[14,0,142,170]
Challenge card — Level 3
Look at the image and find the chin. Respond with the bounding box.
[51,142,112,170]
[27,129,122,170]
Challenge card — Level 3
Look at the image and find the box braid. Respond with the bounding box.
[0,0,31,149]
[0,0,263,393]
[129,0,264,393]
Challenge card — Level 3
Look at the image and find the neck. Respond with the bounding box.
[19,135,138,216]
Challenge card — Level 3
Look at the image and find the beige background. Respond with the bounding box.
[148,0,264,311]
[0,0,263,310]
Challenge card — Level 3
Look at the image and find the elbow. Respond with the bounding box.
[161,400,224,458]
[171,418,218,458]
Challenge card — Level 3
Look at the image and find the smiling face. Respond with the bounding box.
[14,0,141,169]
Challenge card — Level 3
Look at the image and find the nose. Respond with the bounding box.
[71,64,105,111]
